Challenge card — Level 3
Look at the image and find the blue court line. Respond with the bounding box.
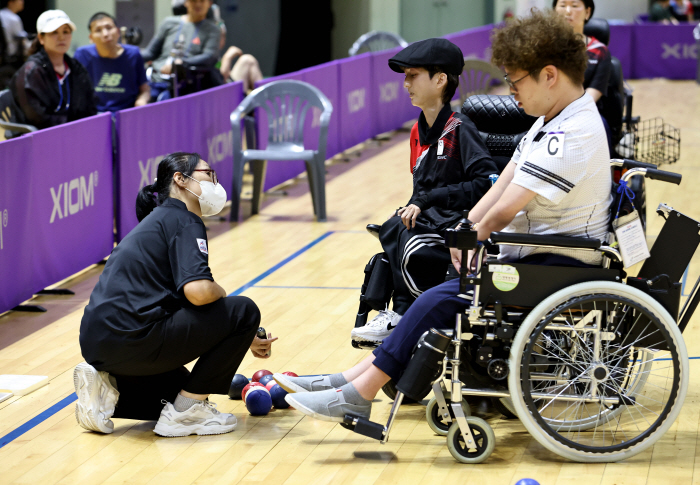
[229,231,335,296]
[253,286,361,290]
[0,232,338,450]
[0,393,77,448]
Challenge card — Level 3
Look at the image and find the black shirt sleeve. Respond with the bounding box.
[413,117,498,212]
[169,221,214,292]
[586,46,612,94]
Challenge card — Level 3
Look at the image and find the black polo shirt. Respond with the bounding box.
[80,198,213,364]
[408,103,497,232]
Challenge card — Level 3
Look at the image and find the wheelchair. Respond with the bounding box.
[344,97,699,464]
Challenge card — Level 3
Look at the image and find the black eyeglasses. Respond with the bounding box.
[504,71,532,91]
[193,169,218,185]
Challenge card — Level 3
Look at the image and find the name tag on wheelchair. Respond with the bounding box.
[613,210,650,268]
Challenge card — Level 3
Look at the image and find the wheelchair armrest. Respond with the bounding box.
[488,232,602,250]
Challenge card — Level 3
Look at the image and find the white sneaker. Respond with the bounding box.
[154,400,237,437]
[73,362,119,434]
[350,310,402,343]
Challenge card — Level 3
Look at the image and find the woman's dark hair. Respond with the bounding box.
[28,35,43,56]
[491,9,588,86]
[552,0,595,23]
[426,66,460,105]
[135,152,201,222]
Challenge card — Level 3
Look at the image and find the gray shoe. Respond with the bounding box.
[285,388,371,423]
[73,362,119,434]
[273,373,333,393]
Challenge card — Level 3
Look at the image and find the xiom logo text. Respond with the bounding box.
[347,88,366,113]
[50,171,98,223]
[0,208,6,250]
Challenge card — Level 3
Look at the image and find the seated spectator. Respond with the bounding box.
[74,12,149,112]
[141,0,222,92]
[9,10,96,130]
[219,46,262,92]
[650,0,680,24]
[0,0,30,66]
[554,0,620,150]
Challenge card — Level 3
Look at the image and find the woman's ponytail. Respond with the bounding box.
[135,182,158,222]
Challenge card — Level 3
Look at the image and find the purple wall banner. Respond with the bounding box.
[301,60,340,159]
[337,53,373,153]
[30,114,114,291]
[370,48,420,135]
[632,24,696,80]
[116,82,244,239]
[445,24,494,61]
[0,136,36,313]
[608,24,634,79]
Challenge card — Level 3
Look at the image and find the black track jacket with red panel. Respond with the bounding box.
[408,103,497,233]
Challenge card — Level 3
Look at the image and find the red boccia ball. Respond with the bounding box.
[241,381,265,400]
[281,371,298,377]
[265,381,277,391]
[252,369,273,382]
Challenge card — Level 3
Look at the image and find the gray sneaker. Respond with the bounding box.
[154,400,237,437]
[273,373,333,393]
[285,388,371,423]
[73,362,119,434]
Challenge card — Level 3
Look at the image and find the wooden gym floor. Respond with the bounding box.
[0,79,699,485]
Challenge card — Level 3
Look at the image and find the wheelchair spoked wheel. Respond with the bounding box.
[446,417,496,464]
[425,396,471,436]
[508,281,688,462]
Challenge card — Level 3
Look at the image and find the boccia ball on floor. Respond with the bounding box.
[281,371,298,377]
[515,479,540,485]
[245,386,272,416]
[269,384,289,409]
[258,374,275,386]
[228,374,249,400]
[241,381,265,401]
[252,369,272,382]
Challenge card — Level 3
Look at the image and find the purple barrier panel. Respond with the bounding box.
[444,24,494,60]
[31,113,114,289]
[337,53,373,153]
[254,72,309,191]
[608,24,634,79]
[0,136,35,313]
[116,83,244,239]
[632,24,696,79]
[300,60,339,159]
[371,47,420,135]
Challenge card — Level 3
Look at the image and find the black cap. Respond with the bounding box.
[388,38,464,75]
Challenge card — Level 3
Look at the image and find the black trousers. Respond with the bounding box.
[95,296,260,421]
[379,216,451,315]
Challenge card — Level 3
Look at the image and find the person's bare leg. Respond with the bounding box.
[180,390,209,400]
[231,54,263,92]
[349,365,391,401]
[342,353,376,383]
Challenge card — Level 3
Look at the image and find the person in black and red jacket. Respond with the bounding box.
[350,38,498,346]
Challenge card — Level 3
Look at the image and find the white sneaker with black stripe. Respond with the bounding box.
[73,362,120,434]
[154,400,237,437]
[350,310,402,343]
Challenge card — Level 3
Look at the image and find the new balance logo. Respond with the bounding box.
[97,73,123,87]
[0,208,7,250]
[50,172,99,223]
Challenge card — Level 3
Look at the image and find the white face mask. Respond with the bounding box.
[184,174,227,216]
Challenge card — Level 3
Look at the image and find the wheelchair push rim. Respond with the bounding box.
[508,281,688,462]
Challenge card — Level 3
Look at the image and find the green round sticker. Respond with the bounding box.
[491,265,519,291]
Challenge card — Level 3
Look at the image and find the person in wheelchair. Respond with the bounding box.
[350,38,498,346]
[277,10,613,422]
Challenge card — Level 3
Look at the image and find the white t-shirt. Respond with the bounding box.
[0,8,27,57]
[499,93,612,265]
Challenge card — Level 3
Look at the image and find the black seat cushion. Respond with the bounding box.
[462,94,537,135]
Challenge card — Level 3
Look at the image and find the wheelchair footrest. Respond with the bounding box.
[351,340,380,350]
[342,414,385,441]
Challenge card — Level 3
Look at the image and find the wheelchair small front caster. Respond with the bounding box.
[425,396,471,436]
[446,417,495,464]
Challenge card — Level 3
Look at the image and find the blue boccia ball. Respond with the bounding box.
[228,374,249,400]
[245,387,272,416]
[259,374,276,386]
[269,384,289,409]
[515,479,540,485]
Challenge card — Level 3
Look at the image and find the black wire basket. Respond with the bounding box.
[616,117,681,165]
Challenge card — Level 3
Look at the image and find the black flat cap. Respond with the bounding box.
[388,38,464,75]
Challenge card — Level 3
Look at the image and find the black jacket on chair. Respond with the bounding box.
[9,48,97,130]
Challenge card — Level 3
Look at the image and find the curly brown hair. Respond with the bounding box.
[491,9,587,85]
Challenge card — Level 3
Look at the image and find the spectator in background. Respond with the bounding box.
[670,0,694,21]
[650,0,680,24]
[74,12,149,112]
[141,0,221,86]
[0,0,29,65]
[219,45,262,92]
[9,10,96,130]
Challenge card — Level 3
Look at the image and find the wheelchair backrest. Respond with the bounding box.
[461,94,536,172]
